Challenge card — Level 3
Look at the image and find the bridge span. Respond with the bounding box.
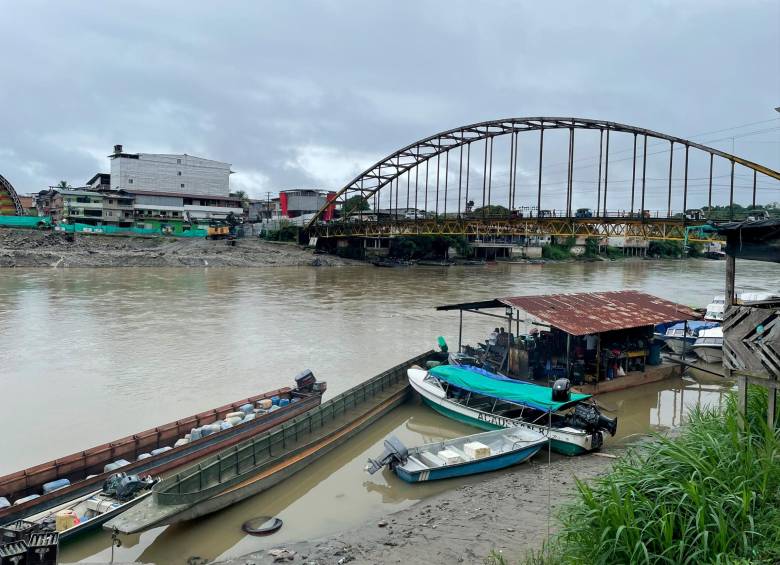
[306,117,779,241]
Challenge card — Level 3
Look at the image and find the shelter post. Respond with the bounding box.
[458,309,463,353]
[566,333,571,379]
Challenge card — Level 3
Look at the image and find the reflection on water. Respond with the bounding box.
[0,260,769,563]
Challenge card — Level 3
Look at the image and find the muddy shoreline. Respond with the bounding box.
[0,228,356,268]
[215,450,618,565]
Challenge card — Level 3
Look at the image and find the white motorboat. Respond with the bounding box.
[660,321,719,355]
[704,296,725,322]
[692,327,723,364]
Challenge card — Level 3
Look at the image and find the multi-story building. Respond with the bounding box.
[57,189,134,227]
[280,189,334,219]
[109,145,231,198]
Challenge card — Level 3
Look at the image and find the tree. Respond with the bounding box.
[231,190,249,211]
[55,180,71,189]
[472,204,510,217]
[343,195,370,216]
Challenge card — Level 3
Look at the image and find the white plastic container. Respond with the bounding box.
[437,449,464,465]
[226,411,244,420]
[174,438,189,448]
[104,459,131,473]
[463,441,491,460]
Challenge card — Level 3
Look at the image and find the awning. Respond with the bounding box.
[438,290,699,336]
[430,365,590,412]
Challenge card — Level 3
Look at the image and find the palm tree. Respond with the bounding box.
[55,180,71,189]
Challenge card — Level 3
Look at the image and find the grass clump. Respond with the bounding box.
[543,390,780,564]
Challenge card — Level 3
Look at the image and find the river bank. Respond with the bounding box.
[216,450,617,565]
[0,228,356,268]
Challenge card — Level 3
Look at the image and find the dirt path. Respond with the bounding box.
[0,228,356,268]
[217,450,617,565]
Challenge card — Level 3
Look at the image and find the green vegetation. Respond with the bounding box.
[488,389,780,565]
[261,221,298,242]
[648,239,684,258]
[473,204,510,216]
[701,203,779,220]
[542,236,575,260]
[343,195,370,216]
[388,235,469,259]
[583,237,600,258]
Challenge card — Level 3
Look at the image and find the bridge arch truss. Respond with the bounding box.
[306,117,780,239]
[0,174,24,216]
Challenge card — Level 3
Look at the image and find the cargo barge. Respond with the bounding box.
[0,372,325,527]
[105,351,435,534]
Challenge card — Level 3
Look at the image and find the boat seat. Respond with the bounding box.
[404,455,427,471]
[418,451,446,468]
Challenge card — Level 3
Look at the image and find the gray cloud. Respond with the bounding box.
[0,0,777,204]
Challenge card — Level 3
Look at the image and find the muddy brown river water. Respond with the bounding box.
[1,259,778,563]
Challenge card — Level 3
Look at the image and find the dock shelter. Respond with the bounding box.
[437,291,699,386]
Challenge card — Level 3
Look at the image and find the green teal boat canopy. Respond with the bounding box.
[429,365,591,412]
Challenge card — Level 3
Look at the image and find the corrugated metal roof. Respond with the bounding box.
[499,290,699,336]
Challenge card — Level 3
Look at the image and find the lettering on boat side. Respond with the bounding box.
[476,412,510,428]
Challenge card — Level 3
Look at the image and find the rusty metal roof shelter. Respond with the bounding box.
[437,290,699,335]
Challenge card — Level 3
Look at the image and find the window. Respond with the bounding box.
[107,211,113,217]
[177,158,181,164]
[129,179,134,184]
[177,171,182,176]
[181,183,185,188]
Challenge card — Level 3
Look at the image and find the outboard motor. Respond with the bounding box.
[102,473,150,501]
[365,436,408,475]
[552,378,571,402]
[294,369,317,392]
[566,403,618,437]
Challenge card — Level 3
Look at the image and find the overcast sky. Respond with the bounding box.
[0,0,778,207]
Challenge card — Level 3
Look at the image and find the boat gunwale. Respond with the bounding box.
[0,387,319,524]
[399,441,545,476]
[155,351,435,505]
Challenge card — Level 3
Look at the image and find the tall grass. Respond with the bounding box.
[542,390,780,564]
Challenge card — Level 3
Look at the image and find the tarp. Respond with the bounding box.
[0,215,52,228]
[429,365,591,412]
[57,223,207,238]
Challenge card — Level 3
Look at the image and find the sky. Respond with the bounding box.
[0,0,778,211]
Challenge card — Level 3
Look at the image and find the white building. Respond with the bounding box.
[109,145,231,197]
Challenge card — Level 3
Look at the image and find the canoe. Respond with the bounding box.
[365,427,546,482]
[0,372,326,527]
[409,365,616,456]
[105,351,436,534]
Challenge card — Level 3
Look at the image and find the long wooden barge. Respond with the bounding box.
[0,376,325,526]
[106,351,435,534]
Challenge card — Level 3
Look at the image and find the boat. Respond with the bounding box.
[104,352,435,534]
[656,321,719,355]
[13,473,157,542]
[415,259,454,267]
[408,365,617,456]
[692,327,723,364]
[365,427,546,482]
[0,371,326,527]
[704,296,726,322]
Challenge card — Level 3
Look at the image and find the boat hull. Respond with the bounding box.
[412,373,594,456]
[664,336,696,355]
[395,443,543,482]
[692,346,723,364]
[0,389,321,526]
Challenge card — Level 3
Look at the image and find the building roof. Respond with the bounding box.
[127,189,240,203]
[437,290,699,336]
[86,173,110,186]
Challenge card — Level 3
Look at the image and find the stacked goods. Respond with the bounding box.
[258,398,273,410]
[463,442,491,460]
[103,460,130,473]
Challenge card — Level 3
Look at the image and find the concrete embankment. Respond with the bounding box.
[217,450,617,565]
[0,228,357,268]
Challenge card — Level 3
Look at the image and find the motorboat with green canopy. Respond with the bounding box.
[409,365,617,455]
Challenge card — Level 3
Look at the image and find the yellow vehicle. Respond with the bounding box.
[207,224,230,239]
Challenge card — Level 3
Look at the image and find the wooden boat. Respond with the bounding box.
[692,327,723,364]
[0,372,326,527]
[15,474,157,541]
[409,365,616,456]
[365,427,546,482]
[104,351,435,534]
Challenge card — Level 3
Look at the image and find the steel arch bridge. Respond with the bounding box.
[306,117,780,241]
[0,174,23,216]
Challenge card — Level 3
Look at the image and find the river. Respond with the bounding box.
[1,259,777,563]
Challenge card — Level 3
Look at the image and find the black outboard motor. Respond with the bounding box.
[566,403,618,437]
[552,378,571,402]
[365,436,408,474]
[102,473,150,501]
[295,369,317,392]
